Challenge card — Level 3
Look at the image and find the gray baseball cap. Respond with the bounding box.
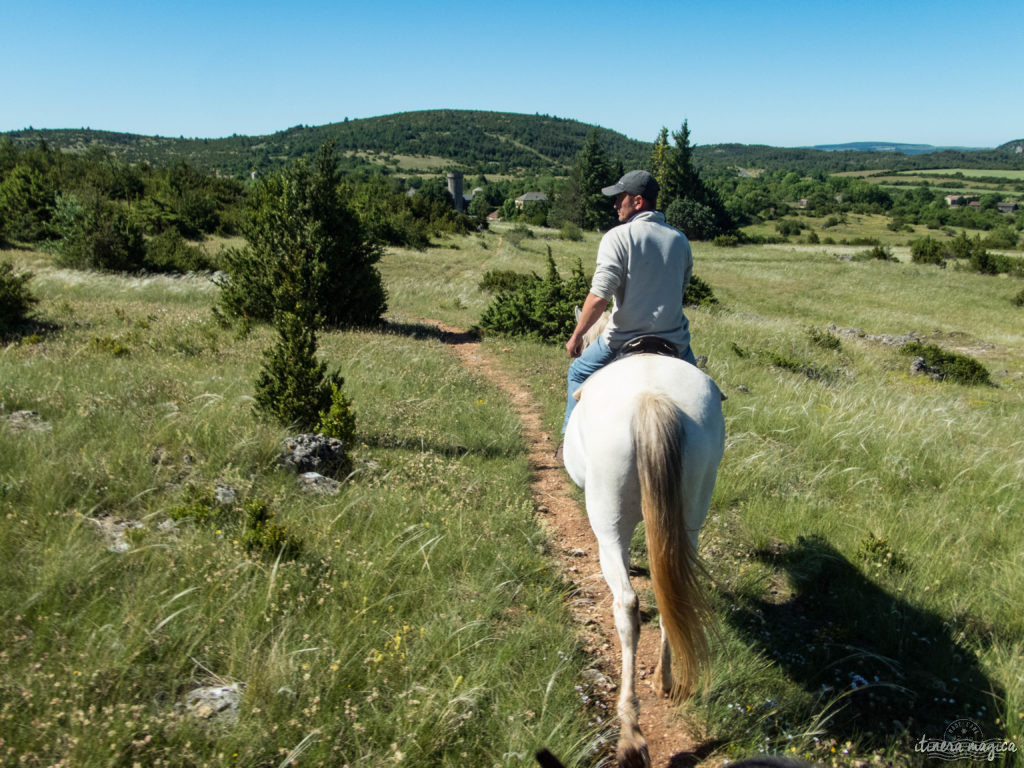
[601,170,659,200]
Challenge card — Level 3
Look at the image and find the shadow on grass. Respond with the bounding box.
[359,433,512,461]
[0,317,62,345]
[378,319,450,342]
[378,318,481,346]
[720,535,1005,750]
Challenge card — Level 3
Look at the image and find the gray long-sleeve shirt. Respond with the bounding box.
[589,209,692,352]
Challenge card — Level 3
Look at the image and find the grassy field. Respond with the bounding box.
[0,242,605,767]
[831,169,1024,197]
[3,225,1022,766]
[741,213,935,248]
[382,226,1024,764]
[913,169,1024,181]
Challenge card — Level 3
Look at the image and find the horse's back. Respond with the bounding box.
[564,355,725,493]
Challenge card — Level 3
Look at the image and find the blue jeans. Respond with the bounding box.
[561,336,698,432]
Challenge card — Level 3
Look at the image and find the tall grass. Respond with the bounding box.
[470,238,1023,764]
[4,232,1021,766]
[0,245,606,767]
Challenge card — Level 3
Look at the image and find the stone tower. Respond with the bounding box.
[447,171,464,212]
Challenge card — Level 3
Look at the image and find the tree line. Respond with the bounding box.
[0,138,244,271]
[0,138,481,270]
[712,168,1023,246]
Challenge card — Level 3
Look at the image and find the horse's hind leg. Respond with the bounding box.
[653,621,674,698]
[596,539,651,768]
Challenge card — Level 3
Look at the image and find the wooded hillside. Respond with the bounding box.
[5,110,1021,178]
[2,111,650,177]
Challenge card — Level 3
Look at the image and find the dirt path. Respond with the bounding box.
[431,321,701,767]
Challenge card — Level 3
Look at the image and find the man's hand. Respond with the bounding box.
[565,292,609,359]
[566,332,585,358]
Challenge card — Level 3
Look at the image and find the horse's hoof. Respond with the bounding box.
[616,740,651,768]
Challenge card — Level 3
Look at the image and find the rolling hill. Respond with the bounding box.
[1,110,651,177]
[3,111,1022,178]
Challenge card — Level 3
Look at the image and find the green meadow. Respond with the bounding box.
[2,223,1022,766]
[914,169,1024,181]
[384,225,1024,764]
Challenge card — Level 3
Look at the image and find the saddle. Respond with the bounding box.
[616,334,679,360]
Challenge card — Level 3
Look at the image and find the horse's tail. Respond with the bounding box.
[632,392,709,700]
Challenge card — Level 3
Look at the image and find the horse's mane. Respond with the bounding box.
[581,310,611,350]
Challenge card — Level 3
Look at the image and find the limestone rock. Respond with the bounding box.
[910,356,944,381]
[279,433,350,476]
[3,410,51,432]
[183,683,243,725]
[298,471,341,495]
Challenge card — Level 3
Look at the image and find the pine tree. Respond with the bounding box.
[246,143,367,430]
[650,127,671,202]
[660,121,704,209]
[550,130,616,231]
[253,311,336,429]
[656,121,734,237]
[219,142,387,328]
[576,130,616,231]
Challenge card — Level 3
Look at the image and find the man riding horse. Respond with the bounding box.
[557,171,725,766]
[561,169,697,439]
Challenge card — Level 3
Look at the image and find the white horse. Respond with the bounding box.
[563,320,726,768]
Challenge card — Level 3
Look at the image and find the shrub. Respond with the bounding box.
[948,231,981,261]
[559,221,583,241]
[899,341,991,386]
[169,488,303,560]
[731,340,830,380]
[775,219,803,237]
[0,260,37,337]
[762,349,828,380]
[852,245,897,262]
[144,229,212,272]
[684,274,719,307]
[478,249,589,342]
[666,197,720,240]
[242,498,303,559]
[857,532,909,574]
[910,236,946,266]
[505,223,534,249]
[478,269,540,294]
[168,485,225,525]
[88,335,131,357]
[315,382,357,444]
[254,311,337,430]
[808,327,841,350]
[54,192,146,272]
[982,227,1019,250]
[967,248,1023,277]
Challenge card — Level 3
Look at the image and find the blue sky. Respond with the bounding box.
[3,0,1021,148]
